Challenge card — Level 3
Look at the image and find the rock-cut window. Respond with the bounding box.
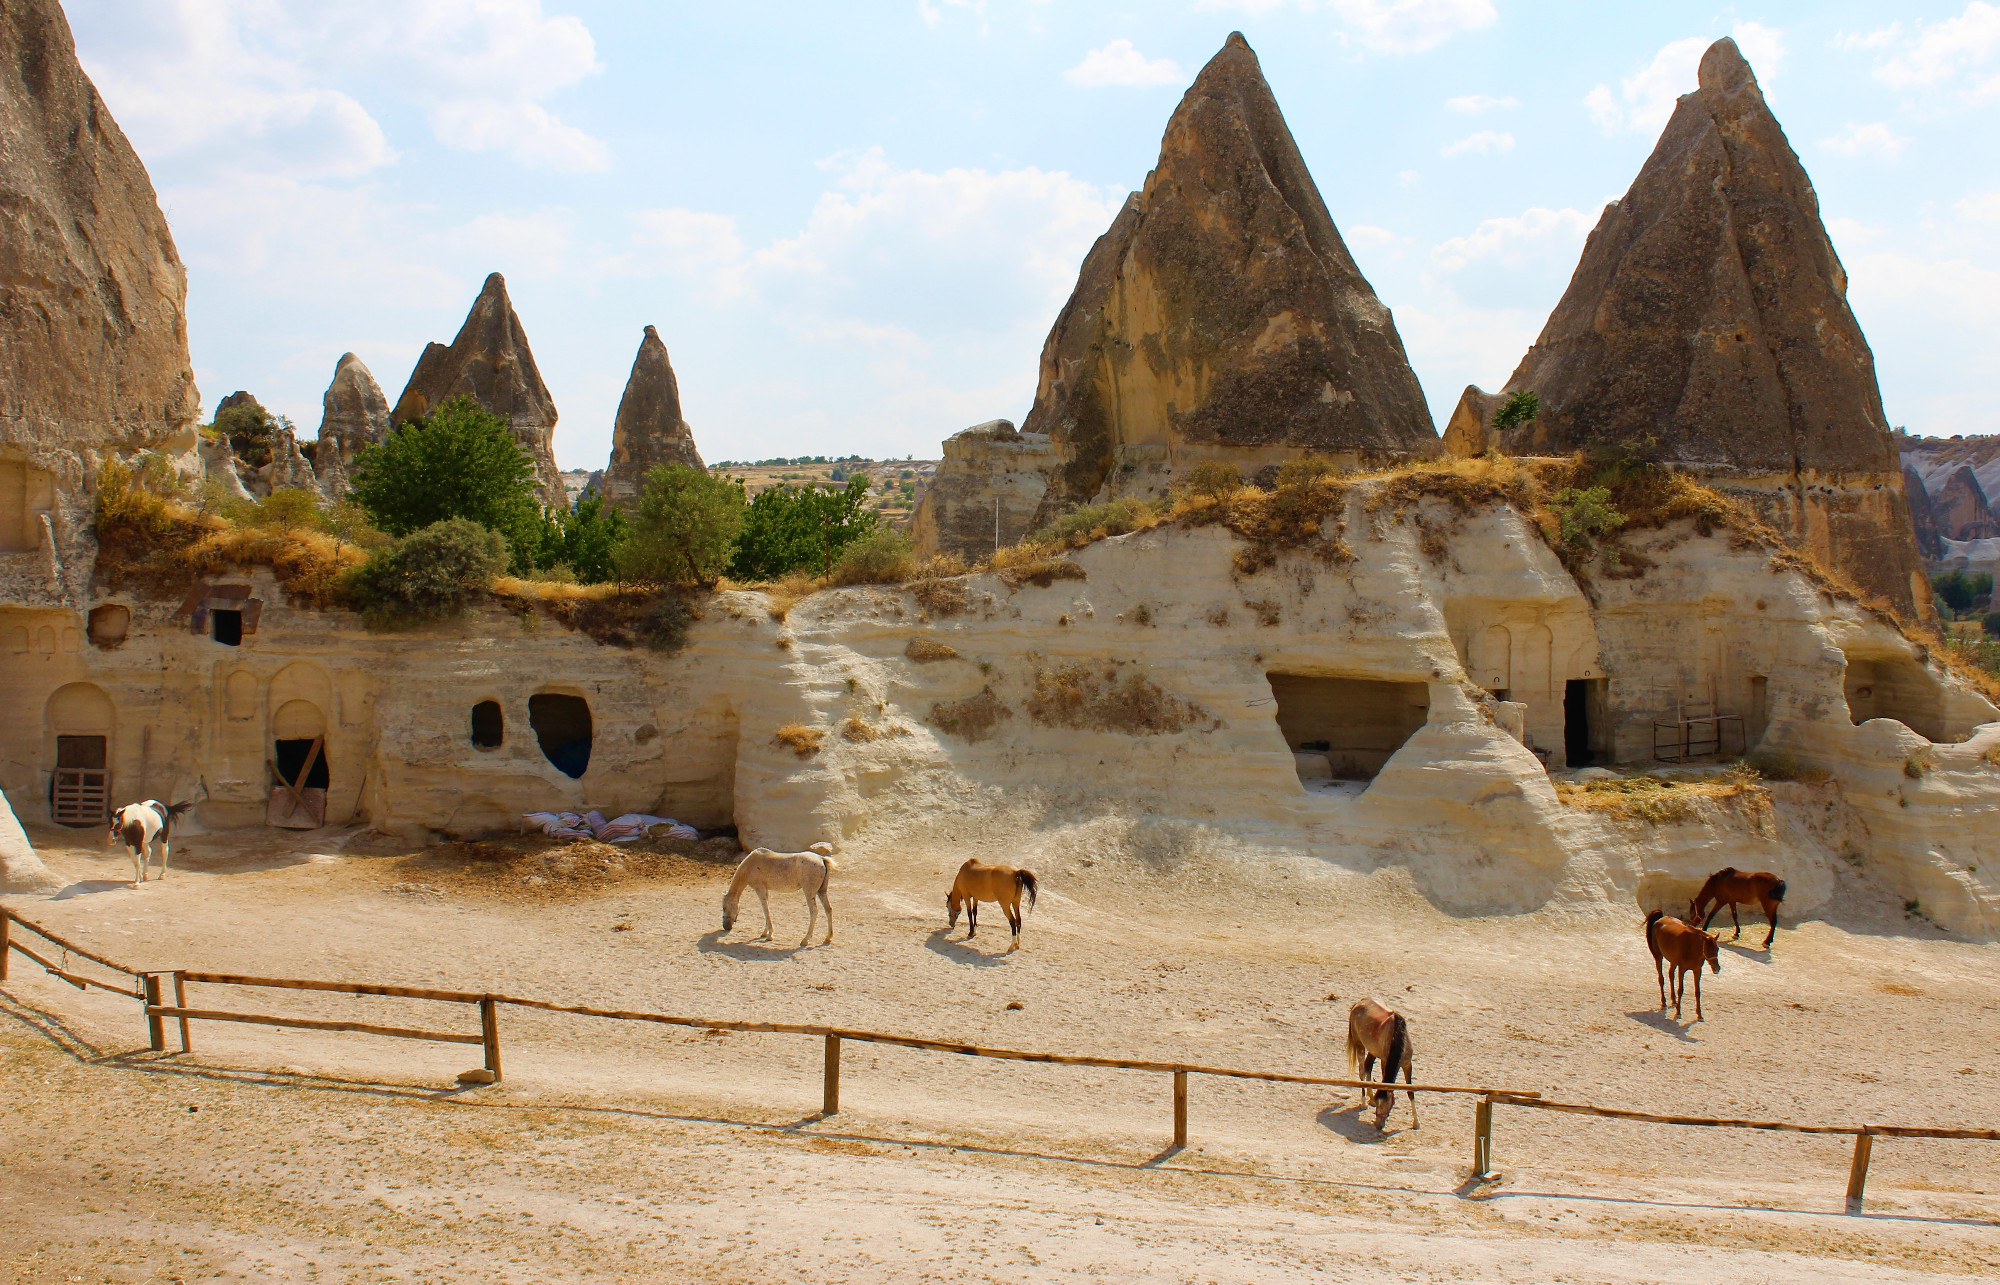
[471,700,504,750]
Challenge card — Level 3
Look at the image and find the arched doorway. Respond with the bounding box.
[269,699,329,829]
[46,682,113,827]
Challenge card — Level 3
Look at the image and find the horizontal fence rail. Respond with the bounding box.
[4,908,1992,1209]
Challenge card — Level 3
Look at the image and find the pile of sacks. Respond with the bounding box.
[522,811,699,843]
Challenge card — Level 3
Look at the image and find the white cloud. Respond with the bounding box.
[1440,129,1513,158]
[1584,23,1786,135]
[1874,2,2000,88]
[1065,40,1185,89]
[1446,94,1519,113]
[1819,122,1911,159]
[1837,24,1903,52]
[630,209,748,281]
[1430,206,1596,274]
[1331,0,1498,54]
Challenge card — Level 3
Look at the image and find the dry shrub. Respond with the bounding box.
[1745,750,1832,784]
[909,572,970,617]
[905,638,960,663]
[996,556,1088,589]
[1205,606,1229,627]
[1024,657,1210,735]
[1555,768,1769,824]
[931,686,1012,742]
[839,717,880,743]
[771,724,825,757]
[489,582,694,652]
[762,570,820,621]
[1924,631,2000,707]
[1174,473,1353,576]
[1244,599,1281,627]
[1129,602,1153,626]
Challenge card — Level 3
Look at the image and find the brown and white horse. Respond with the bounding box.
[1646,910,1721,1021]
[1689,867,1787,950]
[946,858,1039,948]
[1346,998,1418,1130]
[104,800,193,887]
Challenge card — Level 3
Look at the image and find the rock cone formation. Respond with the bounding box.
[911,420,1058,559]
[1936,465,1999,543]
[601,326,703,507]
[1026,31,1436,515]
[312,352,392,500]
[1448,39,1928,617]
[1905,465,1944,560]
[393,273,564,505]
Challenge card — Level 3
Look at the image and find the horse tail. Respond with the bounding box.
[1645,909,1665,954]
[1015,869,1038,912]
[820,856,839,874]
[1770,878,1787,903]
[166,801,194,820]
[1382,1014,1409,1092]
[1345,1020,1365,1078]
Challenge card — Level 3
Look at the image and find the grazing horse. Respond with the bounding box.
[946,858,1039,948]
[1645,910,1721,1021]
[1346,998,1418,1130]
[105,800,193,887]
[1689,867,1787,950]
[721,843,836,947]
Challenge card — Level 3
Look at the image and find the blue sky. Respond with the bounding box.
[63,1,2000,469]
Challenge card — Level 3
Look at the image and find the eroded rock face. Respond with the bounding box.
[601,326,703,507]
[911,421,1057,560]
[1906,465,1944,560]
[1453,39,1927,616]
[1025,32,1436,516]
[392,273,564,505]
[313,353,391,500]
[1935,465,1999,542]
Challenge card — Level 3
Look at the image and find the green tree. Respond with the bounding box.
[1550,485,1626,548]
[1936,569,1975,614]
[535,494,628,583]
[212,401,277,468]
[730,476,877,580]
[615,464,747,587]
[347,396,542,569]
[1492,389,1542,434]
[1983,608,2000,639]
[344,518,509,628]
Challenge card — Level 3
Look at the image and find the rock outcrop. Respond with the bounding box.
[0,786,59,894]
[601,326,703,507]
[911,421,1059,560]
[1934,465,1999,542]
[1025,32,1436,516]
[1906,465,1944,560]
[1449,39,1928,617]
[312,353,392,500]
[392,273,565,506]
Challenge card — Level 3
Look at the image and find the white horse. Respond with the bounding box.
[721,842,836,947]
[105,800,193,887]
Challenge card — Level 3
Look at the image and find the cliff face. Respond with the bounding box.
[601,326,704,507]
[1024,32,1435,516]
[910,421,1058,560]
[1905,465,1944,560]
[1934,465,2000,543]
[313,353,392,500]
[392,273,565,506]
[1451,39,1928,617]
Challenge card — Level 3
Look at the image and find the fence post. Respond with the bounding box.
[0,909,11,983]
[1173,1069,1188,1149]
[143,974,165,1052]
[822,1034,841,1115]
[1472,1093,1495,1179]
[1846,1128,1874,1207]
[480,996,502,1081]
[173,971,191,1053]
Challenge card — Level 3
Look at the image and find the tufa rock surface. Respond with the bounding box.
[911,420,1058,560]
[1905,465,1944,560]
[1452,39,1928,616]
[393,273,565,505]
[312,352,391,499]
[601,325,704,507]
[1935,465,1999,543]
[1025,32,1436,515]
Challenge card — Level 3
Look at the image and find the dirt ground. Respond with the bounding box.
[3,815,1997,1283]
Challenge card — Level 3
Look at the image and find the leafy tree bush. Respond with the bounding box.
[615,464,747,586]
[1549,485,1626,548]
[1935,569,1994,616]
[1492,389,1542,433]
[730,476,877,580]
[212,400,278,468]
[344,518,509,628]
[1984,608,2000,639]
[826,527,914,586]
[1034,495,1159,547]
[347,396,542,568]
[536,494,627,583]
[1184,462,1244,497]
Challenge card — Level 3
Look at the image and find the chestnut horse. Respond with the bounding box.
[946,858,1039,948]
[1689,866,1787,950]
[1346,998,1417,1129]
[1646,910,1720,1021]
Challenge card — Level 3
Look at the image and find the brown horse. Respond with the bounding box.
[1346,998,1417,1130]
[1645,910,1720,1021]
[946,858,1039,948]
[1689,866,1787,950]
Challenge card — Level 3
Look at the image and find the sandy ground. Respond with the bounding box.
[3,814,1998,1283]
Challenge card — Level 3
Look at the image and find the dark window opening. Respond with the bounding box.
[1269,673,1428,782]
[87,604,130,648]
[529,693,593,779]
[274,738,331,790]
[471,700,504,750]
[1564,680,1593,766]
[57,734,107,769]
[211,609,243,646]
[51,735,109,828]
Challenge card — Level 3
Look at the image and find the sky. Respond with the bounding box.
[60,1,2000,471]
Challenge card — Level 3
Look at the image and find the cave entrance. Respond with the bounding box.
[1565,678,1608,767]
[1842,654,1947,742]
[470,700,504,750]
[1269,673,1429,782]
[530,693,593,779]
[270,699,329,829]
[47,682,114,827]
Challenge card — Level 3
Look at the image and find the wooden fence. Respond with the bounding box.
[3,907,1992,1207]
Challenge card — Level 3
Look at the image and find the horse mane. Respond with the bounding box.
[1014,869,1038,911]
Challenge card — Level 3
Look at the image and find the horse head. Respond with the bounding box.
[946,891,962,929]
[1703,931,1722,973]
[1371,1089,1395,1129]
[721,888,739,933]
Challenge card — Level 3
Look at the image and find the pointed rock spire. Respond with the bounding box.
[313,352,391,499]
[392,273,565,505]
[1457,38,1927,616]
[1936,465,1999,542]
[601,326,704,507]
[1904,465,1943,560]
[1025,31,1436,512]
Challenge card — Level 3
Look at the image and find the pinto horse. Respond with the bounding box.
[105,800,193,887]
[1689,866,1787,950]
[1645,910,1720,1021]
[946,858,1039,948]
[1346,998,1418,1130]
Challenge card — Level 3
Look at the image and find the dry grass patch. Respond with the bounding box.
[1556,768,1769,824]
[905,638,960,663]
[995,555,1089,589]
[1024,657,1211,736]
[930,686,1012,742]
[491,582,693,652]
[771,724,826,757]
[381,831,740,904]
[909,574,970,618]
[839,716,909,743]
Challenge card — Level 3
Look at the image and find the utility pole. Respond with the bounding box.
[995,496,1001,557]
